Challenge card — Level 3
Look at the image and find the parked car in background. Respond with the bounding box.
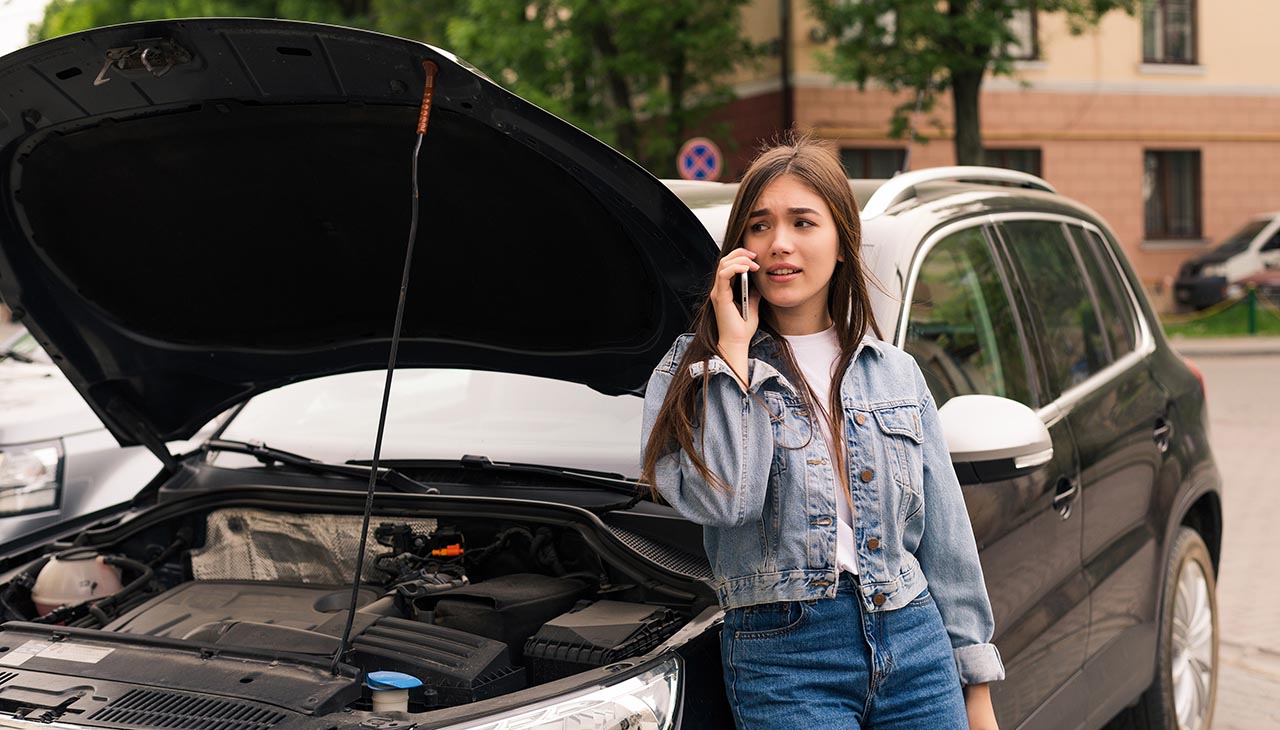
[1174,212,1280,309]
[1234,267,1280,305]
[0,327,165,545]
[0,18,1220,730]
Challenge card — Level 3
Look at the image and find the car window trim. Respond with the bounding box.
[1068,224,1139,355]
[894,216,1045,411]
[896,212,1155,423]
[990,219,1111,405]
[1059,221,1116,364]
[982,212,1156,419]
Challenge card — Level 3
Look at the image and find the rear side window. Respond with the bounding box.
[905,226,1035,408]
[1071,227,1138,358]
[999,220,1110,398]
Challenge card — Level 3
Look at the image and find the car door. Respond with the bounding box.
[1053,224,1169,727]
[901,221,1088,730]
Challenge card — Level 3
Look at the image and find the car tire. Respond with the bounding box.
[1110,527,1218,730]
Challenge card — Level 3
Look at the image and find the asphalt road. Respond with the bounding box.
[1193,354,1280,729]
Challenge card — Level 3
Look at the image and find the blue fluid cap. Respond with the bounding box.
[366,671,424,690]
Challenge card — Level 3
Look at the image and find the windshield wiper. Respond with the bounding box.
[204,439,438,495]
[0,349,34,363]
[362,454,646,503]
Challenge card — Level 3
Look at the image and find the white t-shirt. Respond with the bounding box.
[781,325,858,576]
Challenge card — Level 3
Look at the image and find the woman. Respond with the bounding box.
[640,138,1003,729]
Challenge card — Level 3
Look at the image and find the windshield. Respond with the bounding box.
[216,369,644,478]
[1211,219,1270,256]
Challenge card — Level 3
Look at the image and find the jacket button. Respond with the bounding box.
[855,412,867,425]
[872,593,886,606]
[860,469,873,483]
[866,538,880,550]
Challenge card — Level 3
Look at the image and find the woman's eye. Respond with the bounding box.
[749,222,769,233]
[795,219,815,228]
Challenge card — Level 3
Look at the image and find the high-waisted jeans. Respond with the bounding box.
[719,572,968,729]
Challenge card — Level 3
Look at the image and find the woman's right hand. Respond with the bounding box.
[711,248,761,382]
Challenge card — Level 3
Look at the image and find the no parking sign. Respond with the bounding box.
[677,137,722,181]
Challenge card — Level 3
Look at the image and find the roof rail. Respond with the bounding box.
[859,166,1056,219]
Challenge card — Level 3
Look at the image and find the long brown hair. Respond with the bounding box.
[640,136,883,497]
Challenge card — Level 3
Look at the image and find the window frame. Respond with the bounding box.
[840,147,907,179]
[982,147,1043,177]
[1142,0,1198,65]
[1069,225,1139,358]
[987,214,1154,417]
[1144,149,1202,240]
[896,219,1044,409]
[898,214,1155,418]
[992,219,1113,401]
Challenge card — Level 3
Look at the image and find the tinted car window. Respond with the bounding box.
[1071,227,1137,358]
[905,226,1034,408]
[1000,220,1109,398]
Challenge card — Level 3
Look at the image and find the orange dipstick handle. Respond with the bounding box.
[417,60,439,135]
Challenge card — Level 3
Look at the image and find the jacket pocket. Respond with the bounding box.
[872,403,925,494]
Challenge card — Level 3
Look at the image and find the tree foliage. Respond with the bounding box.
[809,0,1137,166]
[444,0,757,173]
[33,0,757,175]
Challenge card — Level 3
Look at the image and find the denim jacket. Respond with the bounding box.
[640,330,1005,685]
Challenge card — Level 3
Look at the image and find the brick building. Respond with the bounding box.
[701,1,1280,305]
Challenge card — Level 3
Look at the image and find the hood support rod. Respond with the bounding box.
[330,59,440,677]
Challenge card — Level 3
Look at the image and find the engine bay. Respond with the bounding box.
[0,503,711,722]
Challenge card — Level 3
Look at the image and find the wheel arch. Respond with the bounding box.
[1179,490,1222,576]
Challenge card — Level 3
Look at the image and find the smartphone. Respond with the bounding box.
[732,271,749,320]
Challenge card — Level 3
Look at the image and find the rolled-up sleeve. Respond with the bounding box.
[640,344,778,528]
[912,363,1006,685]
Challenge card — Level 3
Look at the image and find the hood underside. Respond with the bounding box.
[0,19,715,449]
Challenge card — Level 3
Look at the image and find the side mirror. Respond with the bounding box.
[938,394,1053,484]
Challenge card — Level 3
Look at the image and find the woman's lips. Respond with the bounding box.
[766,266,802,283]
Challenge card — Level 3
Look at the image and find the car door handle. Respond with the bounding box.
[1153,418,1172,453]
[1052,477,1078,520]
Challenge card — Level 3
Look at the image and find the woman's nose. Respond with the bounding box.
[769,232,795,256]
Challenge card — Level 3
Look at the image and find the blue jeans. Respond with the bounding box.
[719,573,968,729]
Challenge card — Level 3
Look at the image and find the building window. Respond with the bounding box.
[1143,0,1197,64]
[840,148,906,178]
[983,148,1042,177]
[1004,3,1039,60]
[1144,150,1201,239]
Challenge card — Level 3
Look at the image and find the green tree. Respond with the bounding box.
[444,0,758,174]
[33,0,378,43]
[809,0,1137,166]
[33,0,758,176]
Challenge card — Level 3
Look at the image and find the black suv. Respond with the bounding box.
[0,18,1220,730]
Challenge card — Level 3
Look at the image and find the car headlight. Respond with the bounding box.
[1200,264,1227,278]
[0,440,63,515]
[444,655,681,730]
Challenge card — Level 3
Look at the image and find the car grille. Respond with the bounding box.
[87,689,286,730]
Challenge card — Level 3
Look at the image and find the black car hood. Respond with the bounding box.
[0,19,715,453]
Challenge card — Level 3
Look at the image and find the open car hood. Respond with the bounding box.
[0,19,716,454]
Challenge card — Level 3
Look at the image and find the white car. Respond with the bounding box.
[0,327,163,545]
